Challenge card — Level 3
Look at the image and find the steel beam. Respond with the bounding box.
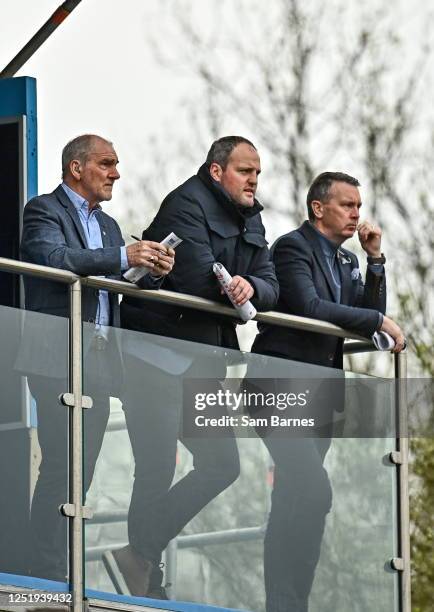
[69,279,85,612]
[395,351,411,612]
[0,1,83,79]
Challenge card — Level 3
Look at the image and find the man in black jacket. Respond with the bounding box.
[107,137,279,598]
[251,171,405,612]
[122,135,278,347]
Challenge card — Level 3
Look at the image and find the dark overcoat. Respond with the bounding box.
[121,165,279,350]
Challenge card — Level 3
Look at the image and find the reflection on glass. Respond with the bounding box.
[84,324,399,612]
[0,304,69,584]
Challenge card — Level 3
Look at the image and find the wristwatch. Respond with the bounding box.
[367,253,386,265]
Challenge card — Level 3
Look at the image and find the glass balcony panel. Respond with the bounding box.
[83,322,399,612]
[0,299,69,587]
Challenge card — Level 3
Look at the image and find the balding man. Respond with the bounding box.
[20,134,174,582]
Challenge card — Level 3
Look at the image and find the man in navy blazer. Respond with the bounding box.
[19,134,174,581]
[251,171,405,612]
[253,172,404,365]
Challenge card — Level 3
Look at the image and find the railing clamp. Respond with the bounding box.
[60,503,94,520]
[389,451,403,465]
[390,557,404,571]
[59,392,93,409]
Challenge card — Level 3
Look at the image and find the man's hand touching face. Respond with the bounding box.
[358,221,382,257]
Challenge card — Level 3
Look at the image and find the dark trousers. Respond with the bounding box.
[262,435,332,612]
[122,354,240,587]
[243,366,339,612]
[28,342,120,581]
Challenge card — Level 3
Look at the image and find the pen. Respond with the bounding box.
[131,234,168,257]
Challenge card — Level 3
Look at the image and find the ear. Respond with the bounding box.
[69,160,82,181]
[311,199,324,220]
[209,162,223,183]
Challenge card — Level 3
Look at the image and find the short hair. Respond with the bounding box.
[205,136,256,170]
[306,171,360,221]
[61,134,112,179]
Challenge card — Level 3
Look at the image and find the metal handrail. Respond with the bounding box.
[0,256,370,344]
[0,255,409,611]
[0,256,79,283]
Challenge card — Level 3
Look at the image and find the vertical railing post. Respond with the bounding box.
[395,351,411,612]
[69,279,85,612]
[165,538,178,599]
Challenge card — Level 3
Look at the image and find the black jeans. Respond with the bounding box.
[28,342,120,581]
[122,354,240,585]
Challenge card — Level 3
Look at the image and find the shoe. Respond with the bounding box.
[146,585,170,600]
[102,545,153,597]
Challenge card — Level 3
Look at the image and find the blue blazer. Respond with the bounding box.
[252,221,386,368]
[17,185,159,378]
[20,185,126,325]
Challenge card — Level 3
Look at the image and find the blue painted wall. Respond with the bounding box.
[0,76,38,198]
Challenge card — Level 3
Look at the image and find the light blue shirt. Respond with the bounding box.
[61,183,128,333]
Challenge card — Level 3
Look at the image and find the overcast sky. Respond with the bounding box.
[0,1,430,234]
[0,0,197,220]
[2,0,432,372]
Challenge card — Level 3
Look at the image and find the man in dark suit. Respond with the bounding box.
[19,134,174,581]
[251,171,405,612]
[108,136,279,598]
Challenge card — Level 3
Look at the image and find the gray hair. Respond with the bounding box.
[61,134,112,179]
[205,136,256,170]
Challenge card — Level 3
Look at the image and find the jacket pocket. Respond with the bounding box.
[206,217,240,239]
[242,231,268,248]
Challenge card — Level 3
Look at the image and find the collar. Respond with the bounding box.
[197,163,263,224]
[309,222,340,257]
[61,182,101,216]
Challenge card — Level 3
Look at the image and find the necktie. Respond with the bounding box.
[327,251,341,302]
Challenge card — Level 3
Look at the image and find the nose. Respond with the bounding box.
[111,167,120,180]
[248,171,258,185]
